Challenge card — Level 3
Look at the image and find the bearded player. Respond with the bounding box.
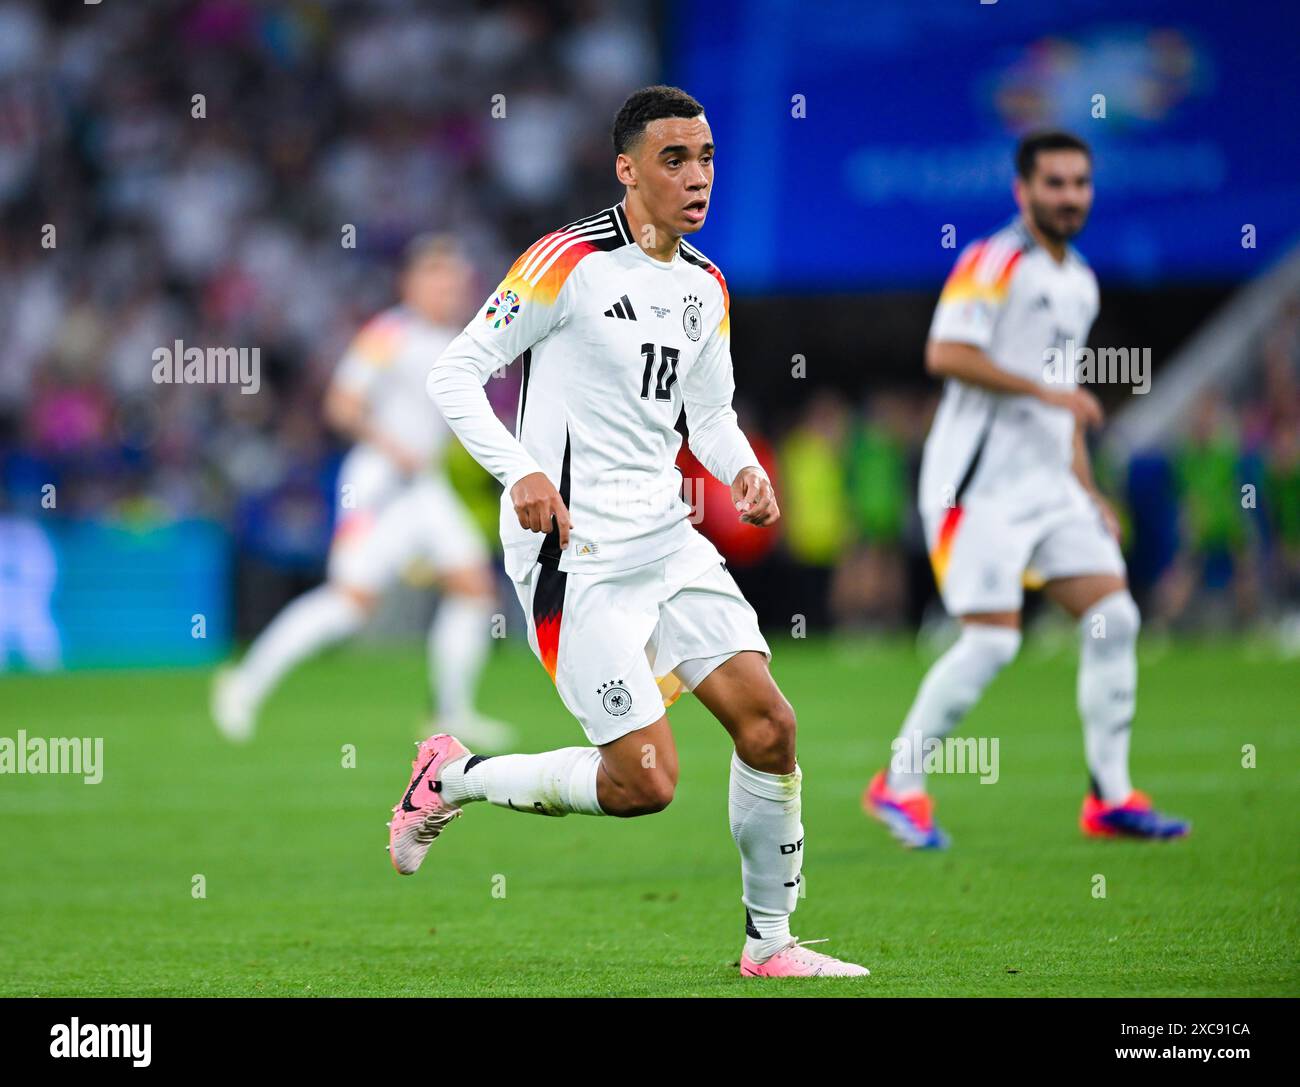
[387,86,868,978]
[212,236,515,751]
[865,131,1189,848]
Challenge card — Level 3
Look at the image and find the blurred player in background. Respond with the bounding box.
[388,86,868,978]
[211,236,515,750]
[865,132,1189,848]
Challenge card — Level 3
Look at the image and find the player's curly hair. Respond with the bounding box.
[612,85,705,155]
[1015,130,1091,179]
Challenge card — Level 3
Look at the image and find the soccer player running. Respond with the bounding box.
[212,236,515,751]
[388,86,868,978]
[864,132,1189,848]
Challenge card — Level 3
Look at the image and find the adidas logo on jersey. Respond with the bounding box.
[603,294,638,320]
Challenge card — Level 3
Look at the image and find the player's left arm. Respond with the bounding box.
[681,292,778,527]
[688,400,778,526]
[1071,421,1121,541]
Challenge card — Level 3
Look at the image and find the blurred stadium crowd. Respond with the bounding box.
[1,0,1298,645]
[0,0,653,620]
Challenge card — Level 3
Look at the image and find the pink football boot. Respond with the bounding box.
[388,733,471,875]
[740,939,870,978]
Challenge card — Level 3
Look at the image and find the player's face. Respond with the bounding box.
[1017,150,1093,242]
[624,115,715,235]
[403,254,472,324]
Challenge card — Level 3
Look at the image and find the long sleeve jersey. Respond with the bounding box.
[428,201,761,580]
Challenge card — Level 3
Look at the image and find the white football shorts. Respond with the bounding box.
[329,471,488,591]
[924,475,1125,616]
[512,528,771,746]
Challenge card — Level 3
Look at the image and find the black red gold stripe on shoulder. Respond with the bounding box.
[498,209,625,307]
[679,241,729,338]
[939,237,1024,306]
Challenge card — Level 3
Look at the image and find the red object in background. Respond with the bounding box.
[676,435,780,566]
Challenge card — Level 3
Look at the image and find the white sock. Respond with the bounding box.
[429,594,493,722]
[238,585,366,705]
[731,753,802,963]
[1078,590,1139,803]
[888,624,1021,793]
[440,749,605,816]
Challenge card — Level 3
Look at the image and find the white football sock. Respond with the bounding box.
[439,749,605,816]
[238,585,366,706]
[429,593,493,722]
[887,624,1021,794]
[730,753,802,963]
[1078,590,1139,803]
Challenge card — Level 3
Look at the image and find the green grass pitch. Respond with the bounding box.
[1,637,1295,997]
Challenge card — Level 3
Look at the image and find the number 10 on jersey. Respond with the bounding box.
[639,343,680,401]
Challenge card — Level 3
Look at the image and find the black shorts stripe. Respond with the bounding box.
[531,563,568,637]
[954,402,997,504]
[516,348,532,439]
[538,429,571,568]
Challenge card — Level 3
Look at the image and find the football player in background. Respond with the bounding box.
[212,236,515,751]
[864,132,1189,848]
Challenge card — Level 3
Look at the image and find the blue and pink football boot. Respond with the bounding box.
[1079,788,1190,840]
[863,770,951,850]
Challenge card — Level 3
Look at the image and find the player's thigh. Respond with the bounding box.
[1043,573,1128,619]
[651,558,787,765]
[691,649,796,774]
[925,501,1036,617]
[515,563,665,747]
[1030,503,1127,619]
[597,713,679,798]
[440,564,494,597]
[960,611,1021,629]
[650,556,770,692]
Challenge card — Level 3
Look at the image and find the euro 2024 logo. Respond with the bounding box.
[485,289,521,329]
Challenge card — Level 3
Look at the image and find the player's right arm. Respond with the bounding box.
[926,341,1102,428]
[324,385,425,474]
[1070,419,1121,540]
[427,242,576,547]
[926,240,1102,429]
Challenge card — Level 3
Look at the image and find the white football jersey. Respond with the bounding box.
[919,218,1100,515]
[333,305,455,467]
[430,202,758,580]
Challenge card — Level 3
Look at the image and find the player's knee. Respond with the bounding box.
[616,772,676,817]
[740,697,797,771]
[442,565,494,599]
[1085,590,1140,645]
